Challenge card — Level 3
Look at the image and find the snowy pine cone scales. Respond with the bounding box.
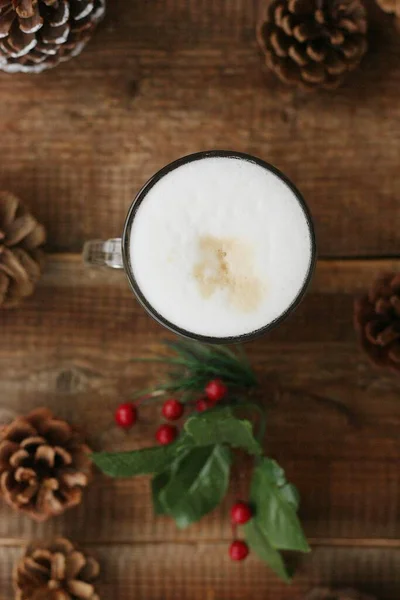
[0,0,105,73]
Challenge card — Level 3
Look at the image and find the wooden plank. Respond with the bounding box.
[0,258,399,459]
[0,457,397,544]
[0,1,399,256]
[0,544,399,600]
[0,0,398,596]
[0,257,398,546]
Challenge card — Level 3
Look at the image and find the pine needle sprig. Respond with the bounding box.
[135,340,258,401]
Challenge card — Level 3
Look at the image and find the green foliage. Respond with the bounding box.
[184,407,262,455]
[243,458,310,581]
[153,445,232,528]
[243,519,292,582]
[92,438,186,477]
[92,408,258,476]
[93,341,309,583]
[136,340,258,401]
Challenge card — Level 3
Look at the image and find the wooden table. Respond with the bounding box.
[0,1,399,598]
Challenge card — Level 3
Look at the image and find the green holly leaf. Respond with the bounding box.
[184,407,262,456]
[154,445,232,528]
[243,458,309,582]
[244,518,292,583]
[260,459,300,511]
[151,470,171,515]
[249,458,309,552]
[91,438,188,477]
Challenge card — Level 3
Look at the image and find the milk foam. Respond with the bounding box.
[129,155,313,338]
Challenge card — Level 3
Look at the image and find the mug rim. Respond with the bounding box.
[121,149,317,345]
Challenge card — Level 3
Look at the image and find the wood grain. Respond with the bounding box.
[1,0,400,596]
[0,458,398,545]
[0,1,399,256]
[0,545,399,600]
[0,257,399,597]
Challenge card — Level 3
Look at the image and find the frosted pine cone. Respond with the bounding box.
[0,0,105,74]
[257,0,368,90]
[14,537,100,600]
[0,408,92,522]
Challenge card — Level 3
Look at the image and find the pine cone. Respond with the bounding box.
[0,0,105,74]
[257,0,368,90]
[375,0,400,17]
[14,537,100,600]
[0,408,92,522]
[0,191,46,308]
[354,272,400,372]
[305,588,376,600]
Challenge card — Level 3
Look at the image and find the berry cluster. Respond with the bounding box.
[114,379,252,562]
[114,378,228,445]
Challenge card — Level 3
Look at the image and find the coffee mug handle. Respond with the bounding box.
[83,238,124,269]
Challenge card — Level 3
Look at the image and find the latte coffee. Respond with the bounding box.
[123,152,315,340]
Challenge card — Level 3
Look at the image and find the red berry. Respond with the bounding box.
[205,379,227,403]
[162,399,184,421]
[156,424,178,445]
[231,502,252,525]
[115,403,137,429]
[229,540,249,561]
[196,398,213,412]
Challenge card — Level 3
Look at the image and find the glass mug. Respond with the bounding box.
[83,150,316,344]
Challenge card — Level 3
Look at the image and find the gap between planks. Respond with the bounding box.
[0,538,399,549]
